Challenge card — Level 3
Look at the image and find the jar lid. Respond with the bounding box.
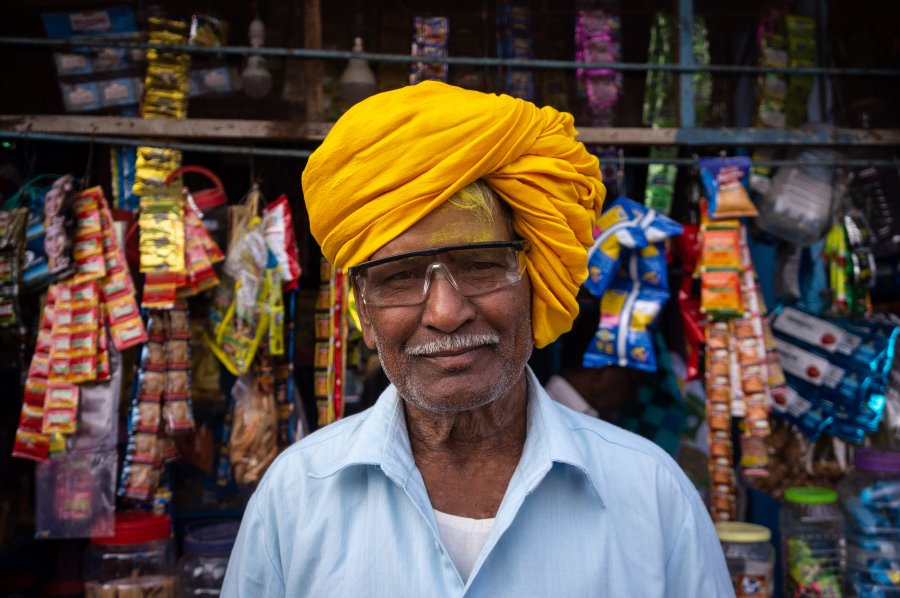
[183,520,241,556]
[92,512,172,546]
[854,446,900,473]
[784,486,837,505]
[715,521,772,543]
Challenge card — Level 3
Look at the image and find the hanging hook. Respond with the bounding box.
[249,148,256,188]
[617,147,626,197]
[81,135,96,190]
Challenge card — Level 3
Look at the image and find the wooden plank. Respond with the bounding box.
[577,126,900,146]
[0,115,332,141]
[2,115,899,147]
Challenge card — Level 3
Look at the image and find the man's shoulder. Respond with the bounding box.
[259,408,376,488]
[543,394,690,488]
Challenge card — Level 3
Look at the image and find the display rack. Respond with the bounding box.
[0,0,898,159]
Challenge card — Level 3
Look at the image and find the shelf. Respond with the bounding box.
[2,115,899,148]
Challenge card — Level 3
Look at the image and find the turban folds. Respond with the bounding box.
[302,81,606,348]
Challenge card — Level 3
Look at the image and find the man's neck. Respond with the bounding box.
[402,373,529,518]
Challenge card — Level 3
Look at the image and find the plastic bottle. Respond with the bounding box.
[716,521,775,597]
[177,520,240,597]
[780,486,845,597]
[837,446,900,598]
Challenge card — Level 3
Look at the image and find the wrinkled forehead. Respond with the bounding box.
[368,191,514,262]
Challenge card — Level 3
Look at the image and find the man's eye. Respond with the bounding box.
[464,260,505,272]
[385,269,420,281]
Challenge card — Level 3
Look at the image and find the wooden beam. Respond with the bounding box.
[0,115,332,141]
[2,115,899,147]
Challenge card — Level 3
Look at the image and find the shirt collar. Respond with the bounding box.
[307,366,605,505]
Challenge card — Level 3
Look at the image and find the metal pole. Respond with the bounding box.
[0,129,895,168]
[678,0,696,128]
[1,36,898,77]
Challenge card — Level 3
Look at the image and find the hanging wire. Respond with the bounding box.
[1,35,899,78]
[0,130,313,159]
[0,129,897,168]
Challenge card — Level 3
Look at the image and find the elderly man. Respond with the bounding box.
[222,82,733,597]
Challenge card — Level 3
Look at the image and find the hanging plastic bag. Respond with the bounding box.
[263,194,302,290]
[229,375,278,487]
[756,149,841,245]
[35,449,117,539]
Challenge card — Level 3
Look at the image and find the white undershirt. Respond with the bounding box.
[433,509,496,582]
[544,375,600,418]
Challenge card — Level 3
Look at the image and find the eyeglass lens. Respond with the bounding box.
[360,246,524,306]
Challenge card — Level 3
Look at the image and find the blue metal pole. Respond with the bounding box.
[678,0,696,128]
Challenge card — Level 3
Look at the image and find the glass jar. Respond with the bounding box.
[84,512,176,598]
[780,486,845,598]
[177,520,240,597]
[837,446,900,598]
[716,521,775,597]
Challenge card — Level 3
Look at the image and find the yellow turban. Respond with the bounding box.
[302,81,606,348]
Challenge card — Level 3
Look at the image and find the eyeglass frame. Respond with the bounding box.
[348,240,528,308]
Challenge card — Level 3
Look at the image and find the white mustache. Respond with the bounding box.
[405,333,500,356]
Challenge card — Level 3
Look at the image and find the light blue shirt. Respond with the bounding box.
[222,368,734,597]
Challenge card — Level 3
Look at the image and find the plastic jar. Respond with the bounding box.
[837,446,900,598]
[177,520,240,597]
[84,512,176,598]
[715,521,775,597]
[780,486,845,598]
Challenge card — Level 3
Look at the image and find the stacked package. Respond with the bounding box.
[583,197,682,372]
[497,1,534,101]
[135,17,192,306]
[410,16,448,84]
[119,306,194,500]
[13,185,146,462]
[641,14,711,215]
[770,305,896,445]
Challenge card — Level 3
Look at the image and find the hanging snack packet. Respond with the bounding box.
[583,277,669,372]
[586,197,682,297]
[701,269,742,317]
[263,195,302,290]
[586,202,647,298]
[700,156,759,220]
[207,236,272,375]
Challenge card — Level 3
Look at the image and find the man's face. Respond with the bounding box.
[357,200,533,414]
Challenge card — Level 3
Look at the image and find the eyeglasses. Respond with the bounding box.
[349,241,527,308]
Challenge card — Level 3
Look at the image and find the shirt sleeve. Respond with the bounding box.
[664,490,736,598]
[221,492,285,598]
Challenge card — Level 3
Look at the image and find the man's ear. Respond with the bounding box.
[352,284,378,350]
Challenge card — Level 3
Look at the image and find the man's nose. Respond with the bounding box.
[420,264,476,332]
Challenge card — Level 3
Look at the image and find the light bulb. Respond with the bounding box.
[242,56,273,98]
[340,37,376,106]
[241,17,272,98]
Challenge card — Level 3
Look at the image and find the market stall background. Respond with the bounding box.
[0,0,897,596]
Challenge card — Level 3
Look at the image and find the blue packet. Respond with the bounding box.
[585,197,682,297]
[769,384,833,441]
[585,200,648,298]
[583,278,668,372]
[699,156,759,219]
[616,242,670,292]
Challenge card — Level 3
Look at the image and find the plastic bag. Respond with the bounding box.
[756,149,841,245]
[35,449,116,538]
[229,375,278,487]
